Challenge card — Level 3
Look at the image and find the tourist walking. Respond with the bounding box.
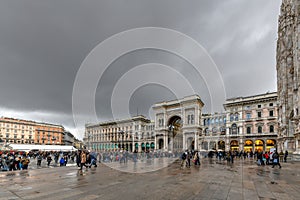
[180,151,187,168]
[47,155,52,167]
[284,150,288,162]
[76,151,81,168]
[80,151,87,170]
[194,151,200,166]
[272,150,281,169]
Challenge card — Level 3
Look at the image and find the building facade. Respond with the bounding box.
[0,117,71,146]
[86,94,281,153]
[85,116,155,152]
[221,92,278,153]
[86,95,204,152]
[200,113,227,152]
[0,117,35,144]
[34,123,65,145]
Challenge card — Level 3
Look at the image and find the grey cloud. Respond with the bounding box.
[0,0,281,139]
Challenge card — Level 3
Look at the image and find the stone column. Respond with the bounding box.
[194,132,198,150]
[239,138,243,151]
[164,133,168,151]
[225,138,230,151]
[182,132,186,150]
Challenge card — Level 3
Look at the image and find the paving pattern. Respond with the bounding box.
[0,158,299,200]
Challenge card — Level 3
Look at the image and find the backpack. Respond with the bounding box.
[181,153,186,160]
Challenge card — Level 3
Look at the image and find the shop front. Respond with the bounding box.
[254,139,264,152]
[230,140,239,151]
[244,140,253,153]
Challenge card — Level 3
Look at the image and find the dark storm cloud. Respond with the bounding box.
[0,0,281,139]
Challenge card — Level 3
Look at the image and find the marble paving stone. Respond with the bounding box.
[0,158,299,200]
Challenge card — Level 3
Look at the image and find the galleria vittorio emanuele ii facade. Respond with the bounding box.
[85,93,280,155]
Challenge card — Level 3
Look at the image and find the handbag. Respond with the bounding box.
[273,158,278,163]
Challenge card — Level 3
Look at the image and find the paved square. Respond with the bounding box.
[0,158,299,200]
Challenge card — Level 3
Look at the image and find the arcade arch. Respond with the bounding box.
[244,140,253,153]
[230,140,239,151]
[218,140,225,151]
[254,139,264,152]
[266,139,276,152]
[168,116,183,151]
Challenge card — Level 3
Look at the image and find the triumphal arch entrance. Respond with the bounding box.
[153,95,204,152]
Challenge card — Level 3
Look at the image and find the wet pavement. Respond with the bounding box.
[0,158,299,200]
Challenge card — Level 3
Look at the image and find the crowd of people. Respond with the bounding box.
[197,149,289,169]
[180,150,201,168]
[0,148,291,172]
[0,150,78,171]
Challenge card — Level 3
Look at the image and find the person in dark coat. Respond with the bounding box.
[284,150,288,162]
[272,150,281,169]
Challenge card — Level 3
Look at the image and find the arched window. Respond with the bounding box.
[246,127,251,134]
[212,127,217,136]
[269,125,274,133]
[220,127,226,135]
[207,119,210,125]
[258,126,262,134]
[211,118,214,125]
[231,124,237,134]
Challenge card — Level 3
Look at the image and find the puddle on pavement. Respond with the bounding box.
[19,186,32,191]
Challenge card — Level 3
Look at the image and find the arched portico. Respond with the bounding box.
[153,95,204,152]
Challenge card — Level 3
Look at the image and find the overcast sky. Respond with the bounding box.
[0,0,281,140]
